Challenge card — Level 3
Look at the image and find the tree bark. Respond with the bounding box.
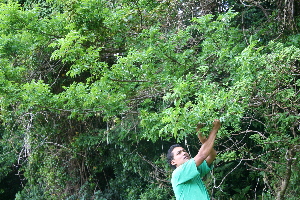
[276,148,296,200]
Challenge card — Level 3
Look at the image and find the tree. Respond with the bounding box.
[0,0,299,199]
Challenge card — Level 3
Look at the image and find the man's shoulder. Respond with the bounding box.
[172,159,197,177]
[174,159,195,170]
[171,159,200,186]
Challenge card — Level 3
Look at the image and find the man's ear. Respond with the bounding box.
[171,160,176,167]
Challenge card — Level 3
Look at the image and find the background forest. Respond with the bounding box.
[0,0,300,199]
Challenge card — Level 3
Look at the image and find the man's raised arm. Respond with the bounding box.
[194,119,221,167]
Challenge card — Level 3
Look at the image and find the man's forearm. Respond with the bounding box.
[205,144,217,166]
[194,128,217,166]
[199,127,218,155]
[194,120,220,166]
[197,126,218,155]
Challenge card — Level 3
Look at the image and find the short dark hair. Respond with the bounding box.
[167,144,182,169]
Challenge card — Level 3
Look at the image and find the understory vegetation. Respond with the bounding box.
[0,0,300,199]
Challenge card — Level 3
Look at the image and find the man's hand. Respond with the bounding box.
[196,123,206,144]
[194,119,220,167]
[197,120,221,144]
[196,123,205,130]
[212,119,221,130]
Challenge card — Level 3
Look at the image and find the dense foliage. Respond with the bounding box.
[0,0,300,199]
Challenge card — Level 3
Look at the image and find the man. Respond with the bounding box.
[167,119,221,200]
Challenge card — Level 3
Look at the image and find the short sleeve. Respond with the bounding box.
[197,160,213,178]
[171,159,199,185]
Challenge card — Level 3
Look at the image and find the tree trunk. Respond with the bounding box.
[276,149,296,200]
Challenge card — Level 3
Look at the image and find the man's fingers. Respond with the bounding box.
[212,119,221,128]
[197,123,206,129]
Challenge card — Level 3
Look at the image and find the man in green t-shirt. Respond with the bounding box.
[167,119,221,200]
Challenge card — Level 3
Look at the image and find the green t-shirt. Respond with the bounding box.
[171,159,213,200]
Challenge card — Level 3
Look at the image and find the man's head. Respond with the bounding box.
[167,144,191,169]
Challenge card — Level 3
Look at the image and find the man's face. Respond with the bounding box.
[171,147,191,168]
